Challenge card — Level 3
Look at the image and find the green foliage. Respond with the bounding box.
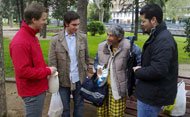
[147,0,169,8]
[87,3,98,21]
[87,2,111,22]
[165,0,190,20]
[102,0,113,8]
[51,0,76,26]
[184,17,190,57]
[2,0,19,20]
[47,18,51,25]
[87,21,105,36]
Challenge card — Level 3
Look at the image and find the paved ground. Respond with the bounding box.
[6,82,135,117]
[3,26,18,40]
[5,82,97,117]
[3,26,52,40]
[179,64,190,76]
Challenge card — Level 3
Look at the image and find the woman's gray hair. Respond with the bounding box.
[106,25,124,39]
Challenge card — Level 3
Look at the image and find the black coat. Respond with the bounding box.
[134,22,178,106]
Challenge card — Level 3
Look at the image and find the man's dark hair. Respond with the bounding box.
[24,4,47,25]
[140,3,163,23]
[64,11,80,27]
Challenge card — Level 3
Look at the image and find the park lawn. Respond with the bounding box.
[3,32,190,77]
[47,25,64,29]
[4,39,51,78]
[37,33,57,37]
[128,33,190,63]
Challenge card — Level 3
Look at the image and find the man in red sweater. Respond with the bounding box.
[9,4,56,117]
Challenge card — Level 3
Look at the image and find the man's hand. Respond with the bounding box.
[49,67,57,75]
[133,66,141,72]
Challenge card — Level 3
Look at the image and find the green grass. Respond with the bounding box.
[87,33,107,57]
[133,34,189,63]
[47,25,64,29]
[3,23,19,27]
[4,40,14,77]
[174,36,190,63]
[37,33,56,37]
[3,32,190,77]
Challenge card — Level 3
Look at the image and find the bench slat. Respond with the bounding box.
[125,109,137,116]
[187,102,190,108]
[126,101,137,110]
[159,111,170,117]
[187,96,190,102]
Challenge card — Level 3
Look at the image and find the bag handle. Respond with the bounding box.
[177,80,184,87]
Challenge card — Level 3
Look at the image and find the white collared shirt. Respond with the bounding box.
[65,31,79,83]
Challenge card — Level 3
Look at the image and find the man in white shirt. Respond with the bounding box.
[48,11,89,117]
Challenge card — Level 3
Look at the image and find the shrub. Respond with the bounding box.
[184,17,190,57]
[88,21,105,36]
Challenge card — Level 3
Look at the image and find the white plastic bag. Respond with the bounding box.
[97,65,109,87]
[171,80,187,116]
[48,92,63,117]
[48,72,59,93]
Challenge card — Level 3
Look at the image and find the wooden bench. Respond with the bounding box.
[88,64,190,117]
[125,75,190,117]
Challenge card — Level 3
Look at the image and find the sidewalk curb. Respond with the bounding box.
[5,78,15,82]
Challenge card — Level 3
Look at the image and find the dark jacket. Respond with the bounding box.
[125,36,142,66]
[134,22,178,106]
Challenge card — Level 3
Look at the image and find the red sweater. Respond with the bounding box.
[9,21,51,97]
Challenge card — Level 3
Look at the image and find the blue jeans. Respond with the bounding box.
[137,100,161,117]
[22,92,46,117]
[59,81,84,117]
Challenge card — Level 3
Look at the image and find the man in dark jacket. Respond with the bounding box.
[133,4,178,117]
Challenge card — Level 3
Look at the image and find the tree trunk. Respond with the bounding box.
[99,8,104,22]
[20,0,24,20]
[8,12,13,27]
[8,3,14,28]
[7,0,13,27]
[40,0,48,38]
[57,20,60,26]
[40,25,47,38]
[77,0,88,34]
[93,0,104,22]
[134,0,139,40]
[16,0,24,27]
[131,1,135,32]
[0,0,8,116]
[16,0,21,27]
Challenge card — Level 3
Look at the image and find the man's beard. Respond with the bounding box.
[142,27,151,35]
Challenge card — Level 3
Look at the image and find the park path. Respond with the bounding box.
[3,26,51,40]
